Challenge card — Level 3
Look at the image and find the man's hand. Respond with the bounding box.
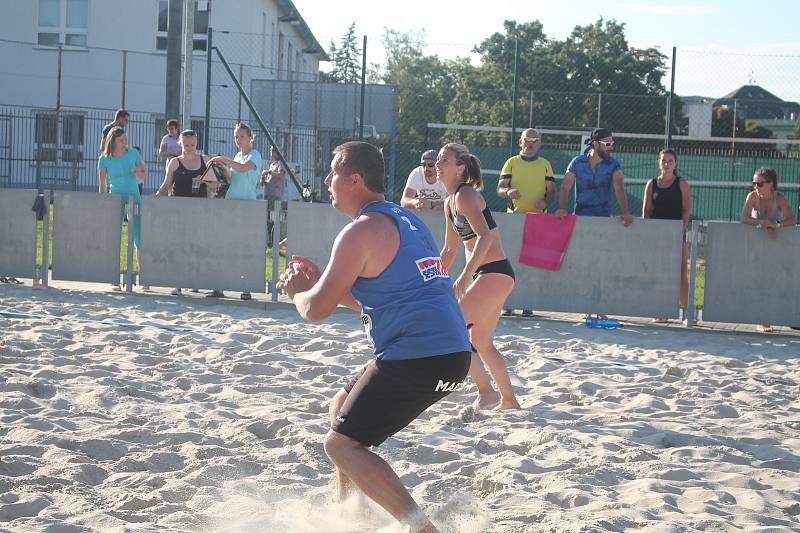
[278,255,322,299]
[534,199,548,211]
[507,188,522,200]
[619,213,633,227]
[554,208,569,219]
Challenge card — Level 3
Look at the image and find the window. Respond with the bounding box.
[34,112,85,163]
[156,0,208,52]
[37,0,88,47]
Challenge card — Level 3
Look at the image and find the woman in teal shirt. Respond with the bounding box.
[208,123,263,201]
[206,123,263,299]
[98,127,145,282]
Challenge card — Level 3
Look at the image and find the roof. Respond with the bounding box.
[276,0,330,61]
[713,84,800,120]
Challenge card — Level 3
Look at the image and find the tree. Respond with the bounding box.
[711,108,773,139]
[444,18,673,146]
[376,30,460,142]
[324,22,361,84]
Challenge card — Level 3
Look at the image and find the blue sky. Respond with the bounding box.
[292,0,800,102]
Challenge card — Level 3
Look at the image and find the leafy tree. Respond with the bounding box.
[711,108,773,139]
[444,18,675,146]
[325,22,361,84]
[375,30,461,142]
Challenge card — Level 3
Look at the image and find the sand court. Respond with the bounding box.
[1,283,798,531]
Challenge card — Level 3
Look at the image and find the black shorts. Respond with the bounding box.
[472,258,515,281]
[334,351,471,447]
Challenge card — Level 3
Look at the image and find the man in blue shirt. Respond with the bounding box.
[279,141,471,533]
[555,127,633,226]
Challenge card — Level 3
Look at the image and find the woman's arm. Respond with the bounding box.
[98,169,107,193]
[740,192,761,225]
[777,194,797,227]
[642,179,653,219]
[680,179,691,230]
[440,198,459,272]
[452,189,494,300]
[209,155,255,174]
[156,158,178,196]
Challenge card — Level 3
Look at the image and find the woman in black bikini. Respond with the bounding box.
[437,143,521,411]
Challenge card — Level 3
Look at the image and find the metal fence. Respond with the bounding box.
[0,104,355,200]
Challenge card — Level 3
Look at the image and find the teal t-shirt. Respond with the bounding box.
[98,148,142,198]
[225,149,262,200]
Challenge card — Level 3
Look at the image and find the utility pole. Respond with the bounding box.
[165,0,183,121]
[182,0,195,131]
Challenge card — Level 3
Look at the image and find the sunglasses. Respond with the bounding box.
[597,140,614,147]
[523,137,540,143]
[422,162,436,168]
[752,181,766,188]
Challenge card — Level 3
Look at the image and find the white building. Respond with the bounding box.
[0,0,329,191]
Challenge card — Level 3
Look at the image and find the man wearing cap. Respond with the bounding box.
[497,128,555,214]
[555,127,633,227]
[400,149,448,210]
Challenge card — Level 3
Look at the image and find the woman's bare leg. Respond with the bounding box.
[460,273,521,410]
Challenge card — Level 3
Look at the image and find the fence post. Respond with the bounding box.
[39,191,52,287]
[665,46,676,148]
[597,93,602,127]
[685,219,700,328]
[509,38,519,154]
[125,197,135,292]
[121,50,127,108]
[204,27,212,152]
[359,35,367,140]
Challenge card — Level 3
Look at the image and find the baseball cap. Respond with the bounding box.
[420,149,438,162]
[588,127,612,143]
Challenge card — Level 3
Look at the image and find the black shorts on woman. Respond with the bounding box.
[334,351,471,447]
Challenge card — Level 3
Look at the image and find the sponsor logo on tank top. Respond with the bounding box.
[415,256,447,282]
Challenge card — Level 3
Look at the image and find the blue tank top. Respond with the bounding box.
[350,201,472,361]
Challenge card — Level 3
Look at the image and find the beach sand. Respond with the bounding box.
[1,283,798,532]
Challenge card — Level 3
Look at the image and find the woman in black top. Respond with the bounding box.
[155,130,210,295]
[642,149,692,320]
[438,142,521,412]
[155,130,210,198]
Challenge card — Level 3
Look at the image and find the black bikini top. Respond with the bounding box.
[448,183,497,241]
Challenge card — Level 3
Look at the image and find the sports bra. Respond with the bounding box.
[448,183,497,241]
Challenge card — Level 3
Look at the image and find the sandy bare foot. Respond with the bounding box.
[757,324,774,333]
[474,392,501,411]
[498,400,522,411]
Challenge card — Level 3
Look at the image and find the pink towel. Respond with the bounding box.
[518,213,577,271]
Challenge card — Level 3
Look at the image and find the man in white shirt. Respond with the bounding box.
[400,149,448,210]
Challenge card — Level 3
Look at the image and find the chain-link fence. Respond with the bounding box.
[390,48,800,221]
[2,35,799,222]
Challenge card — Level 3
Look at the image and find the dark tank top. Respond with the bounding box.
[650,175,683,220]
[172,156,207,197]
[448,183,498,241]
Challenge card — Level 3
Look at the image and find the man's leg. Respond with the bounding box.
[329,388,356,501]
[324,430,438,533]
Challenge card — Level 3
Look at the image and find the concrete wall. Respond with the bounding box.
[288,203,683,318]
[704,222,799,326]
[51,192,122,284]
[0,189,39,279]
[498,213,683,317]
[287,203,465,273]
[139,196,268,292]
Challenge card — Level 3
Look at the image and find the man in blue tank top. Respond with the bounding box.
[278,141,471,533]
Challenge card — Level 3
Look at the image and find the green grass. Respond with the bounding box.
[694,266,705,310]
